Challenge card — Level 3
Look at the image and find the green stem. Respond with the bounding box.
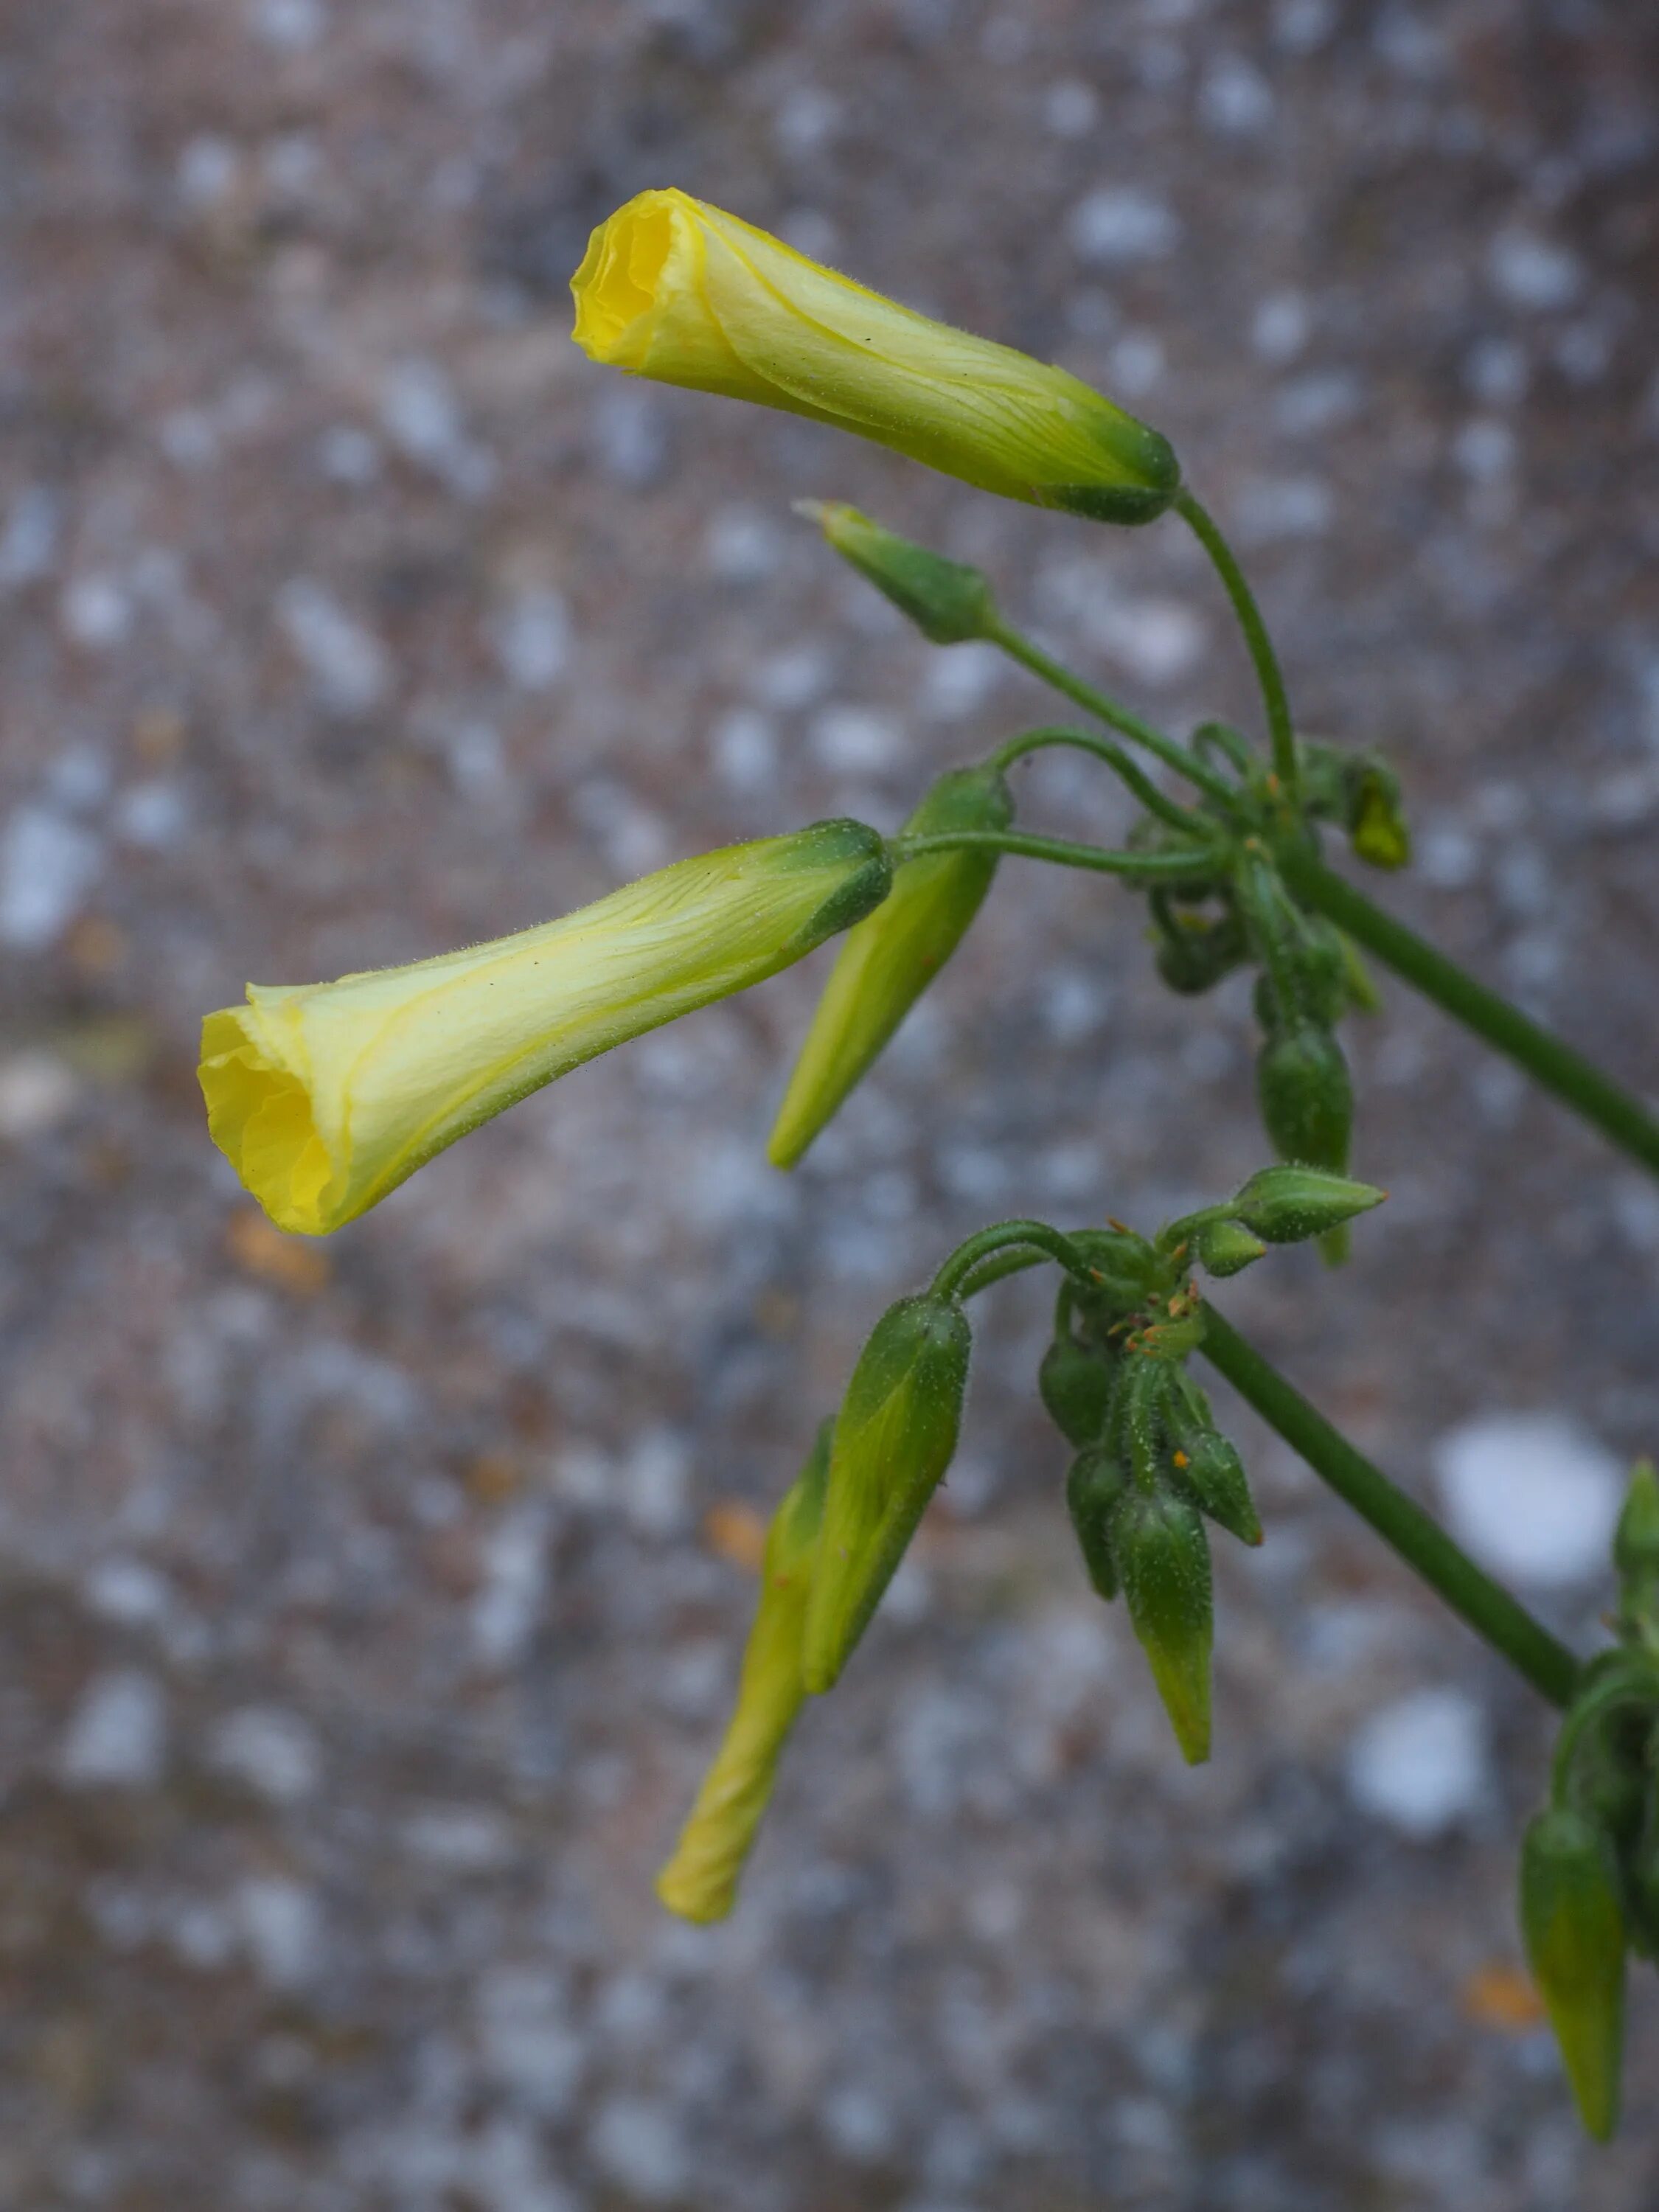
[1550,1667,1658,1804]
[931,1219,1087,1301]
[954,1245,1055,1299]
[893,830,1222,881]
[1198,1305,1582,1708]
[987,726,1200,836]
[1288,854,1659,1180]
[1175,490,1300,804]
[986,617,1237,806]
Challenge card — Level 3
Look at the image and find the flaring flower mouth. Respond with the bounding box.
[571,187,1180,524]
[200,821,892,1238]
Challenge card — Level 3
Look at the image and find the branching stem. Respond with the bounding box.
[1174,490,1300,805]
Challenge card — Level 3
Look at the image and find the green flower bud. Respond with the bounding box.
[1066,1445,1129,1600]
[1065,1228,1161,1315]
[1228,1164,1385,1245]
[1256,1021,1354,1176]
[1346,756,1411,870]
[1192,1218,1268,1279]
[656,1422,830,1924]
[769,766,1012,1168]
[801,501,998,645]
[1150,891,1248,998]
[1520,1806,1628,2140]
[1040,1332,1114,1448]
[1110,1486,1214,1764]
[803,1293,972,1694]
[1173,1429,1262,1548]
[1615,1462,1659,1584]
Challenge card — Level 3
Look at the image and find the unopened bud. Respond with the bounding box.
[1256,1021,1354,1177]
[1066,1446,1128,1601]
[804,1293,972,1694]
[1346,757,1411,870]
[801,502,997,644]
[1229,1164,1385,1245]
[1192,1218,1267,1279]
[1110,1486,1214,1764]
[1040,1332,1114,1448]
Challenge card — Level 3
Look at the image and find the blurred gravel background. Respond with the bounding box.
[2,1,1658,2206]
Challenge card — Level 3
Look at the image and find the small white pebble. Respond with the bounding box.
[83,1558,172,1626]
[1487,228,1582,313]
[0,1051,79,1139]
[0,806,103,950]
[704,504,782,582]
[234,1876,322,1988]
[1453,418,1516,483]
[60,572,132,650]
[176,135,239,209]
[317,424,380,484]
[1346,1688,1489,1840]
[773,86,841,161]
[1068,187,1181,265]
[709,706,778,792]
[251,0,327,52]
[810,703,900,774]
[1043,78,1099,139]
[1433,1411,1624,1588]
[589,2097,691,2207]
[1200,56,1274,135]
[1251,291,1311,365]
[207,1706,322,1804]
[920,641,1001,720]
[0,484,60,586]
[61,1670,168,1790]
[276,579,390,715]
[490,588,569,692]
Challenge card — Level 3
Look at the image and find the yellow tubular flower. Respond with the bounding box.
[571,189,1179,525]
[201,822,890,1237]
[656,1425,830,1924]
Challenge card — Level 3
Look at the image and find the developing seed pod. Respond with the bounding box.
[1109,1485,1214,1764]
[803,1292,972,1694]
[1066,1445,1129,1601]
[1040,1332,1114,1448]
[1343,755,1411,870]
[1150,891,1248,997]
[1173,1430,1262,1548]
[770,766,1013,1168]
[1520,1806,1629,2141]
[1256,1021,1354,1175]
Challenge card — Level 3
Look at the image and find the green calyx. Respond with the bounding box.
[1111,1484,1214,1764]
[1520,1805,1629,2140]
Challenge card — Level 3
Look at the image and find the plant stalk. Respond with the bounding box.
[1174,490,1300,805]
[893,829,1221,880]
[1288,855,1659,1180]
[1199,1305,1582,1708]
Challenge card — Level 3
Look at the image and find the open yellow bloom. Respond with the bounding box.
[201,821,889,1237]
[572,189,1179,525]
[655,1425,829,1924]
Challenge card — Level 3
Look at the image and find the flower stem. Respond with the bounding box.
[931,1220,1087,1301]
[987,725,1203,835]
[1174,490,1300,805]
[892,829,1222,880]
[1198,1304,1582,1708]
[985,618,1237,804]
[1287,854,1659,1181]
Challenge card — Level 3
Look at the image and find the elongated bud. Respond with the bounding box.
[1040,1333,1114,1448]
[203,820,890,1237]
[804,1293,972,1694]
[573,189,1180,524]
[1256,1021,1354,1177]
[800,502,996,645]
[1066,1446,1128,1600]
[655,1425,831,1924]
[1520,1806,1627,2140]
[770,768,1012,1167]
[1192,1218,1267,1279]
[1228,1164,1385,1245]
[1110,1486,1213,1764]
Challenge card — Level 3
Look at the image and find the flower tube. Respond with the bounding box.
[201,821,890,1237]
[571,189,1180,524]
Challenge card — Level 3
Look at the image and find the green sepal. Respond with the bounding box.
[1228,1164,1385,1245]
[1191,1218,1267,1279]
[1040,1333,1114,1448]
[1065,1228,1162,1315]
[770,768,1012,1168]
[1066,1446,1128,1600]
[1173,1429,1262,1548]
[803,1293,972,1694]
[804,501,998,644]
[1520,1805,1628,2141]
[1109,1485,1214,1764]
